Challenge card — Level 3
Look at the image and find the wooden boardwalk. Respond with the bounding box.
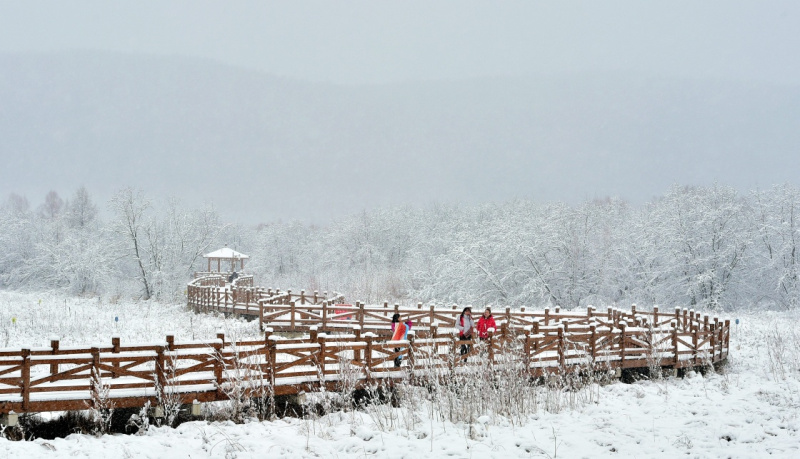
[0,275,730,415]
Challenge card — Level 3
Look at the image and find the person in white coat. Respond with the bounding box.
[456,307,475,358]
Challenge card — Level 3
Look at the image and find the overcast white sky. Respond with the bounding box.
[2,1,799,86]
[2,1,800,224]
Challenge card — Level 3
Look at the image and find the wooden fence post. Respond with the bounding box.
[353,326,362,363]
[50,338,60,377]
[450,336,459,370]
[21,349,31,412]
[212,340,223,399]
[558,325,565,369]
[112,336,121,378]
[266,332,277,386]
[259,300,264,332]
[317,334,327,380]
[619,322,627,369]
[671,321,679,370]
[90,346,105,408]
[364,334,374,382]
[523,328,531,374]
[487,329,495,363]
[290,301,296,332]
[709,320,717,362]
[407,331,416,369]
[359,302,365,329]
[724,319,730,356]
[155,345,167,400]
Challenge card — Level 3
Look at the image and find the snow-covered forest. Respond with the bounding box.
[2,183,800,312]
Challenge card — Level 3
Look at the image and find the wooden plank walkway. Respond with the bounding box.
[0,276,730,415]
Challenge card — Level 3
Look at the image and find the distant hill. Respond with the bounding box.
[2,51,799,223]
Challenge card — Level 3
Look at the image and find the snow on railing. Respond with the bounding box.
[0,304,730,415]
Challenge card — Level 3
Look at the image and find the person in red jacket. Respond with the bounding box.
[477,307,497,341]
[391,313,413,367]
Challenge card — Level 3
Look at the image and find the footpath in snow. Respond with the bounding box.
[0,292,797,458]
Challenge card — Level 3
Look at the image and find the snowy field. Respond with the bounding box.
[0,291,798,458]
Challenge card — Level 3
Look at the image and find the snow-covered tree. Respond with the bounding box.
[749,184,800,309]
[65,186,98,229]
[646,185,750,310]
[110,188,154,299]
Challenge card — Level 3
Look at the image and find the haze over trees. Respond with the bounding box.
[2,52,800,224]
[1,183,800,311]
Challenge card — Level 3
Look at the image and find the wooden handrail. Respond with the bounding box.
[0,309,730,415]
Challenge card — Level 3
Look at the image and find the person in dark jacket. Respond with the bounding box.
[477,307,497,341]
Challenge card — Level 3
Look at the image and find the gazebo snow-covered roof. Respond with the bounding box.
[203,247,249,273]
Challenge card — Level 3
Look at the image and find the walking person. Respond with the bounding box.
[477,307,497,341]
[391,313,413,368]
[455,307,475,360]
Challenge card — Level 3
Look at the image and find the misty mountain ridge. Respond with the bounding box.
[1,51,798,224]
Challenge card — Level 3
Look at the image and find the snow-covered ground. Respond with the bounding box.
[0,291,798,458]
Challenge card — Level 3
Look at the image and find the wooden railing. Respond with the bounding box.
[0,307,730,415]
[256,300,726,336]
[0,275,733,415]
[186,275,730,374]
[187,274,344,319]
[259,304,731,373]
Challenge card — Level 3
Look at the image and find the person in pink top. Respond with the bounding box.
[477,307,497,341]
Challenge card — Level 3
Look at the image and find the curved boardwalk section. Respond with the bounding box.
[0,275,730,415]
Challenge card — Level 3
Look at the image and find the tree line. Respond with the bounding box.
[1,184,798,311]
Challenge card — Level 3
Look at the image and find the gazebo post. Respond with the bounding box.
[203,248,250,275]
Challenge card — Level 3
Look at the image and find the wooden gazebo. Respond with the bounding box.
[203,247,249,273]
